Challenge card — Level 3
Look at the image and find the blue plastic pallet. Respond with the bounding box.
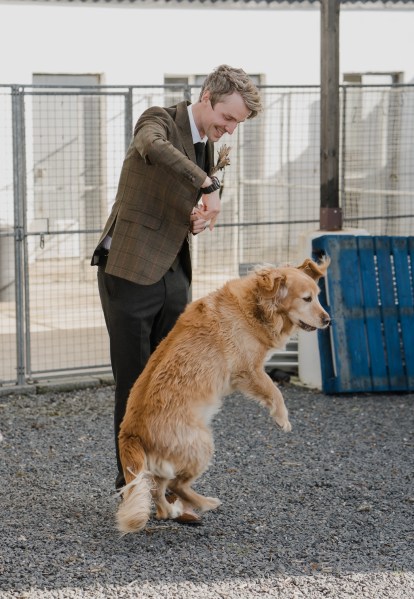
[312,235,414,394]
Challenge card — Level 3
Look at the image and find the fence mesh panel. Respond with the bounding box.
[0,83,413,387]
[341,85,414,236]
[0,88,16,383]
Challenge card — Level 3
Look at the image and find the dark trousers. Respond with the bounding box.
[97,262,190,486]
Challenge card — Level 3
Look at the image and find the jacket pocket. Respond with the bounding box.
[120,206,162,231]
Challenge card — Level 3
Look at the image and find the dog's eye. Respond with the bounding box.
[303,296,312,303]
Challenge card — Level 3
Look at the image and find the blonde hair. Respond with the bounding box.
[199,64,263,120]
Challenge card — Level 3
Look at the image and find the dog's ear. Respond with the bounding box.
[296,256,330,281]
[256,267,287,300]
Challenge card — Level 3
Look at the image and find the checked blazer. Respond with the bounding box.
[92,100,214,285]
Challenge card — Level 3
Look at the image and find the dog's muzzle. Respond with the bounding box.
[299,320,317,332]
[299,315,331,331]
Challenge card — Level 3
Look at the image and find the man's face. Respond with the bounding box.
[200,91,251,142]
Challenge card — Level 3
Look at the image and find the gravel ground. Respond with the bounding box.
[0,382,413,598]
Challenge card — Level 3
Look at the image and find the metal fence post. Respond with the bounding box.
[184,85,192,103]
[320,0,343,230]
[11,86,27,386]
[124,87,133,153]
[340,85,346,207]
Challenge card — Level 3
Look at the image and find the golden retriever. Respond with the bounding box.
[116,257,330,534]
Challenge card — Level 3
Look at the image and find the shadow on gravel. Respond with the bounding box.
[0,385,413,594]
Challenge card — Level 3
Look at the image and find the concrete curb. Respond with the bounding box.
[0,374,114,397]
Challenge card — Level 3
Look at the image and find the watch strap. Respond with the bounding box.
[202,176,221,194]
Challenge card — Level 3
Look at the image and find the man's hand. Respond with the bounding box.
[194,189,221,231]
[190,210,209,236]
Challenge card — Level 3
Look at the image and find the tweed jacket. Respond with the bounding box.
[92,100,214,285]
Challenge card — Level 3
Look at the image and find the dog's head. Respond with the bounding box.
[255,257,330,332]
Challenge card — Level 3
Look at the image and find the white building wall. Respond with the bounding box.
[0,5,413,87]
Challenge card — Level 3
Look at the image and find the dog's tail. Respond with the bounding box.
[116,442,152,535]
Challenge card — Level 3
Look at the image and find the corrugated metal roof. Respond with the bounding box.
[1,0,414,7]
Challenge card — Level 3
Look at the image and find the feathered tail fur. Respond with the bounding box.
[116,443,152,534]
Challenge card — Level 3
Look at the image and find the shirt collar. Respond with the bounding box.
[187,104,207,144]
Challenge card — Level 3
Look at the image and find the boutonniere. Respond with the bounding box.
[210,144,231,177]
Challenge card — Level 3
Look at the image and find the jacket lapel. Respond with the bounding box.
[175,100,214,175]
[176,101,197,162]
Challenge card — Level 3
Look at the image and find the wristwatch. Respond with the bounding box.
[202,176,221,194]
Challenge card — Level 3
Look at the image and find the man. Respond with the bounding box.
[92,64,262,491]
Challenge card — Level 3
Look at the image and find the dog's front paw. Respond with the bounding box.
[271,406,292,432]
[279,418,292,432]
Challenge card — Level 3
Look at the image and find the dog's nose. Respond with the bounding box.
[322,315,331,327]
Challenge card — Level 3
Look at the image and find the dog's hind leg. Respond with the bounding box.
[169,478,221,513]
[152,476,186,521]
[168,428,221,513]
[145,454,186,520]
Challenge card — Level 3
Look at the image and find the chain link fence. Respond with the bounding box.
[1,82,413,387]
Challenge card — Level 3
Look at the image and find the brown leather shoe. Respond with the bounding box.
[173,512,203,526]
